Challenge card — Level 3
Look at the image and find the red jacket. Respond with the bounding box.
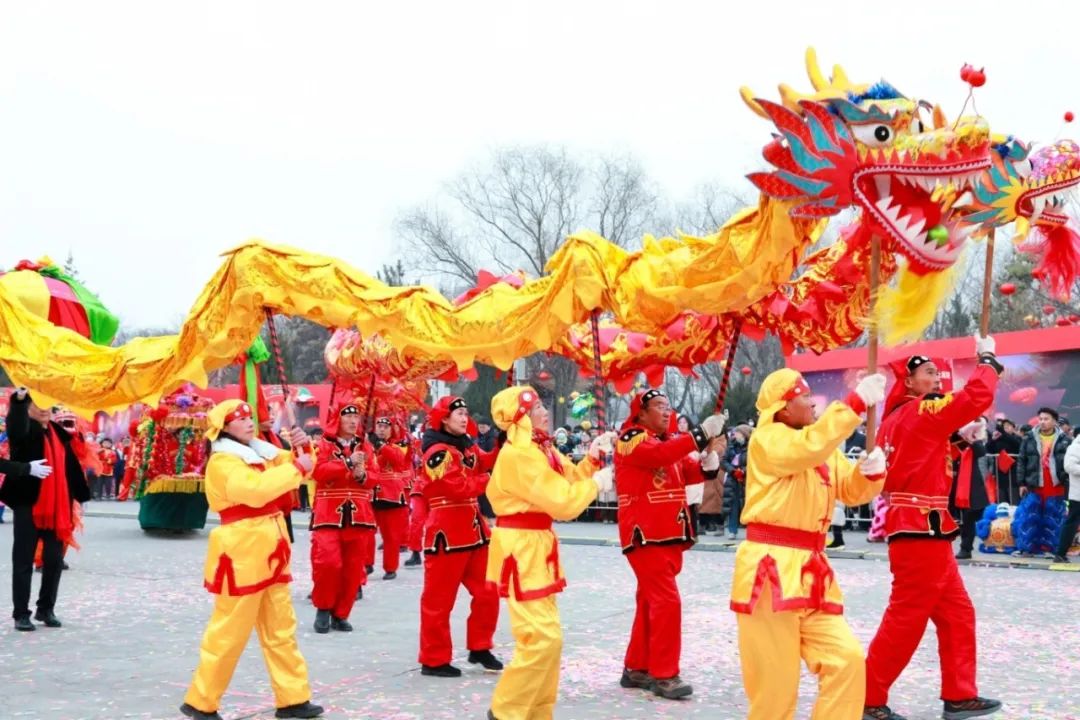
[311,434,376,529]
[878,360,1001,540]
[419,440,494,553]
[614,425,709,553]
[371,438,413,507]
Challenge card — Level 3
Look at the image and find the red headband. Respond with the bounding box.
[224,402,253,425]
[782,377,811,401]
[512,389,540,424]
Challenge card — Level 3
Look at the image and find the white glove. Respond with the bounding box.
[701,412,727,439]
[701,451,720,472]
[592,465,614,493]
[855,373,887,408]
[960,418,988,442]
[588,431,617,460]
[294,453,314,474]
[28,460,53,479]
[858,447,886,476]
[975,334,995,356]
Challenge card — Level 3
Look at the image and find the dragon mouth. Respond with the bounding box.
[856,162,987,271]
[1018,180,1079,227]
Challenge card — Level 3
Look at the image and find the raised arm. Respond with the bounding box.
[749,402,861,479]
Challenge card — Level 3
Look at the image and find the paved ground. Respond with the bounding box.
[0,507,1076,720]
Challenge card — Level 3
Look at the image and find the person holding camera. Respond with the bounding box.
[2,388,89,631]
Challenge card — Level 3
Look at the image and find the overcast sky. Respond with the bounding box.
[2,0,1076,328]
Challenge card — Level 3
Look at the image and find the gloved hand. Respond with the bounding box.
[975,334,996,356]
[858,447,886,476]
[294,453,314,474]
[588,431,617,461]
[701,451,720,472]
[701,411,727,439]
[855,373,887,408]
[592,465,614,493]
[28,460,53,479]
[287,426,310,449]
[960,418,988,442]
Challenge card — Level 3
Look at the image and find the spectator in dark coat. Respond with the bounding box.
[721,425,751,540]
[986,419,1022,504]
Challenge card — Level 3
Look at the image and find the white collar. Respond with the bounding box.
[211,437,283,465]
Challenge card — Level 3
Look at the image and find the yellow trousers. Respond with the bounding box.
[736,587,865,720]
[184,582,311,713]
[490,593,562,720]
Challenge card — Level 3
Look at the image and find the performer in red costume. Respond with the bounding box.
[615,388,726,700]
[371,416,412,579]
[417,396,503,678]
[310,404,375,634]
[863,336,1004,720]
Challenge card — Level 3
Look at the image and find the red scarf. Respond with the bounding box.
[955,447,998,510]
[532,431,564,474]
[32,428,74,545]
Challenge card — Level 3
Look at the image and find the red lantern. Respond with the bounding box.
[1043,304,1056,315]
[1032,268,1045,280]
[1056,317,1072,327]
[960,63,986,88]
[1066,111,1075,123]
[740,366,752,376]
[1070,315,1080,323]
[537,370,552,381]
[999,282,1016,296]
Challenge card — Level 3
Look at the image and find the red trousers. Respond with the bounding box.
[418,546,498,666]
[865,538,977,706]
[624,544,684,680]
[311,526,371,620]
[408,496,428,553]
[362,528,376,568]
[375,506,408,573]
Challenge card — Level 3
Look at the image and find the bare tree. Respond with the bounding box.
[396,205,480,288]
[674,183,752,236]
[591,154,659,248]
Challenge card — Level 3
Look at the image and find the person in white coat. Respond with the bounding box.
[1054,435,1080,563]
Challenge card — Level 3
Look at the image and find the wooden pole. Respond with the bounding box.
[590,309,607,430]
[865,237,881,441]
[980,229,996,337]
[264,308,298,429]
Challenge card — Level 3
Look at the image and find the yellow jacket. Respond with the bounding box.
[485,444,599,600]
[202,438,304,596]
[730,403,882,614]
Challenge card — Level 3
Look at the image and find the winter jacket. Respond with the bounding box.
[1018,429,1069,490]
[1063,435,1080,502]
[2,395,89,508]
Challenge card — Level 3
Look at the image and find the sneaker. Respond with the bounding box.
[365,564,375,574]
[421,663,462,678]
[727,532,737,540]
[955,550,972,560]
[649,676,693,699]
[1051,554,1070,563]
[942,697,1002,719]
[863,706,908,720]
[619,668,652,689]
[468,649,504,671]
[383,571,397,580]
[275,701,325,718]
[180,703,224,720]
[404,551,422,567]
[330,616,353,632]
[826,539,846,550]
[313,609,331,634]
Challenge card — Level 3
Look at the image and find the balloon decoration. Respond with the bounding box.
[999,283,1016,296]
[741,366,752,376]
[0,258,118,345]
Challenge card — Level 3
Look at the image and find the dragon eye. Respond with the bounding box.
[853,124,894,148]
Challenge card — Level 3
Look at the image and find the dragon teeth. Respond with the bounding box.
[875,175,891,198]
[907,218,927,237]
[953,191,974,208]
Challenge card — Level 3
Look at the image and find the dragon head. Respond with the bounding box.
[743,48,991,276]
[963,137,1080,296]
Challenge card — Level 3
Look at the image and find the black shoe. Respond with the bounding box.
[487,711,497,720]
[942,697,1002,719]
[955,550,973,560]
[383,571,397,580]
[179,703,223,720]
[421,663,462,677]
[313,609,331,634]
[619,668,652,689]
[275,701,325,718]
[404,551,422,567]
[365,564,374,574]
[14,617,35,632]
[330,616,353,632]
[863,706,908,720]
[33,610,62,628]
[468,649,504,671]
[356,587,363,600]
[61,561,69,570]
[1052,554,1070,563]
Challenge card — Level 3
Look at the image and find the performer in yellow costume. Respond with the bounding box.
[485,386,615,720]
[730,369,887,720]
[181,399,324,720]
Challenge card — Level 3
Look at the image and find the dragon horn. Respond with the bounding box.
[740,86,768,118]
[806,47,828,91]
[933,104,948,130]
